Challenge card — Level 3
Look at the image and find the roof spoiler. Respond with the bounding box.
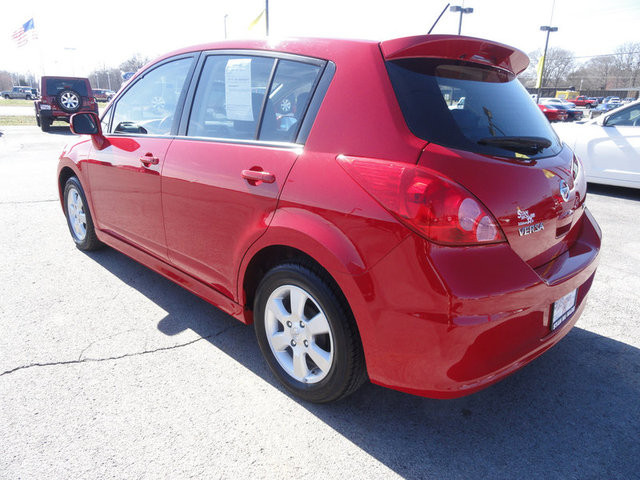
[380,35,529,76]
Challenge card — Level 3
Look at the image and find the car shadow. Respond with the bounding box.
[47,125,73,135]
[83,247,640,479]
[588,183,640,201]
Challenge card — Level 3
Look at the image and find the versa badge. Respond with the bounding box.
[517,207,544,236]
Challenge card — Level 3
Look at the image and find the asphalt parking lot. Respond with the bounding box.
[1,125,638,479]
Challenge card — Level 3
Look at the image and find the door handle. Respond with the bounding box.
[241,169,275,184]
[140,153,159,166]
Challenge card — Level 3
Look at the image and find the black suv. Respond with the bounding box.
[34,76,98,132]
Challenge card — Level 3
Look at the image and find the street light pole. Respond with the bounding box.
[265,0,269,36]
[536,25,558,102]
[224,14,228,39]
[449,6,474,35]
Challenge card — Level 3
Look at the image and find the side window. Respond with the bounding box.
[187,55,275,140]
[111,58,192,136]
[259,60,321,143]
[607,105,640,127]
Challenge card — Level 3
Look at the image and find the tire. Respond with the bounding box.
[254,263,366,403]
[56,89,81,113]
[3,94,8,99]
[40,116,51,132]
[63,177,102,251]
[585,104,592,109]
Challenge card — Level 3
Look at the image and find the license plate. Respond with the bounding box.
[551,289,577,330]
[40,104,51,110]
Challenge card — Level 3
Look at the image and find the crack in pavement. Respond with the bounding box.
[0,323,241,378]
[0,199,58,205]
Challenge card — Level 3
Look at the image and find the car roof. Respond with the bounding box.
[138,35,528,80]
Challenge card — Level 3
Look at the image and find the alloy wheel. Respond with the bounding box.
[66,186,87,241]
[264,284,334,384]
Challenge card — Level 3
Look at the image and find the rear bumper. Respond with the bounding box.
[356,208,601,398]
[40,105,98,121]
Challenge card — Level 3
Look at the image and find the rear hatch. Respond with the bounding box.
[382,35,586,268]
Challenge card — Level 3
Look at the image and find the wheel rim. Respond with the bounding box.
[66,186,87,241]
[60,92,79,110]
[265,285,334,384]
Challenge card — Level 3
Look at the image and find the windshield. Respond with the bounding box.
[386,58,561,159]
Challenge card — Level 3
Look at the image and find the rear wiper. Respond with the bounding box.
[477,136,552,155]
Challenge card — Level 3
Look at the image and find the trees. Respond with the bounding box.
[523,48,576,89]
[88,67,122,92]
[87,54,149,92]
[612,42,640,88]
[0,71,13,91]
[119,54,149,74]
[520,43,640,93]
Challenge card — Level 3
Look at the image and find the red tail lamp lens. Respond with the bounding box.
[337,155,504,245]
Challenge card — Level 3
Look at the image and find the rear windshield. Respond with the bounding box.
[45,78,89,97]
[386,58,561,159]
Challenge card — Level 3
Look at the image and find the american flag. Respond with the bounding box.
[12,18,37,47]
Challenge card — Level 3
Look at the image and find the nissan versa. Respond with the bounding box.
[57,35,601,403]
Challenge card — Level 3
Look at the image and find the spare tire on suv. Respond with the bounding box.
[56,89,82,113]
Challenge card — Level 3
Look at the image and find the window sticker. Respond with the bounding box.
[225,58,253,121]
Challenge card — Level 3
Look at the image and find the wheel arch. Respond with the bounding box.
[57,159,93,215]
[57,165,79,211]
[242,245,345,323]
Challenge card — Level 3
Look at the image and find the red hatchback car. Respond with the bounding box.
[58,35,601,403]
[538,103,568,122]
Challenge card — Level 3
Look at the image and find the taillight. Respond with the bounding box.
[337,155,505,245]
[571,154,581,181]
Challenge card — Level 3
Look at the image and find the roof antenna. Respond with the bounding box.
[428,3,450,34]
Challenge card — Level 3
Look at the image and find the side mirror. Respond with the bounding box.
[70,112,109,150]
[70,112,100,135]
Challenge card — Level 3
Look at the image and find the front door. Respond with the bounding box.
[86,56,195,260]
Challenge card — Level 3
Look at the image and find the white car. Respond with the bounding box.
[553,100,640,189]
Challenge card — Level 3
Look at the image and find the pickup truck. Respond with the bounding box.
[567,96,598,108]
[1,86,37,100]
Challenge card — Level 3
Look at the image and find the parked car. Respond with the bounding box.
[589,101,622,118]
[554,100,640,189]
[540,98,583,121]
[538,103,568,122]
[604,96,621,104]
[587,97,600,105]
[58,35,601,403]
[623,97,636,104]
[92,88,116,102]
[34,76,99,132]
[567,95,597,108]
[1,85,36,99]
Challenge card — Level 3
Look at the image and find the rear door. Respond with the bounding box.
[87,55,196,260]
[162,52,324,298]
